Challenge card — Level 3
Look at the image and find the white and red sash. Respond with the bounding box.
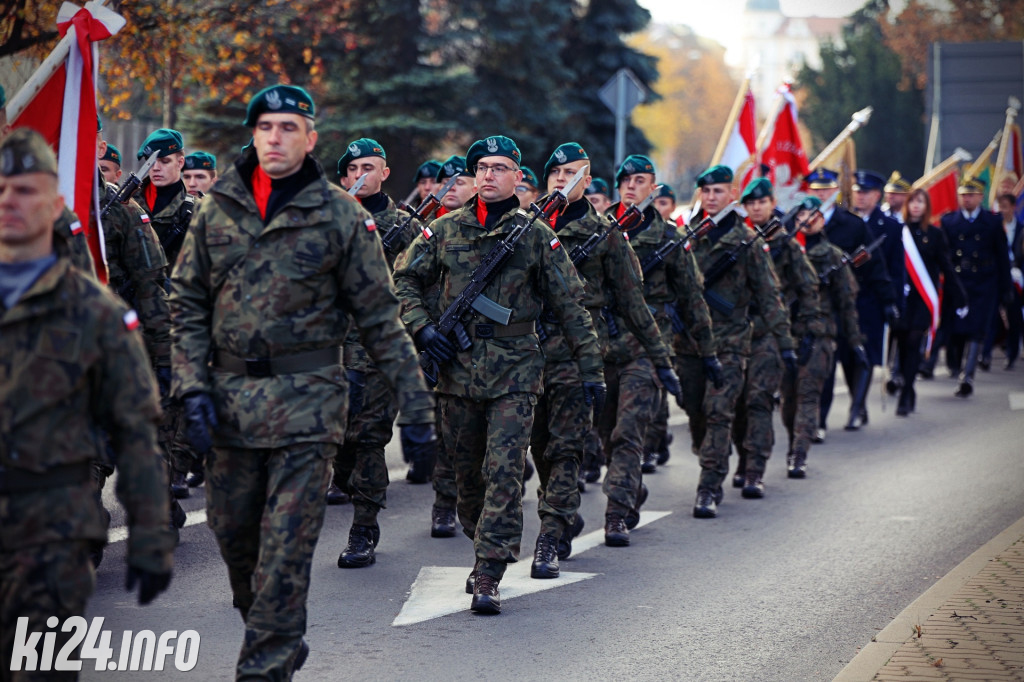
[902,226,940,350]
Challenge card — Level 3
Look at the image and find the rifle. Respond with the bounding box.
[639,201,725,277]
[419,165,588,385]
[817,234,886,285]
[397,185,421,213]
[701,202,779,290]
[345,173,368,196]
[566,187,659,267]
[159,194,197,263]
[381,174,459,255]
[100,151,159,218]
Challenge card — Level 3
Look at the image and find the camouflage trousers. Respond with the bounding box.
[1,541,94,682]
[643,387,669,458]
[674,355,708,453]
[692,352,747,491]
[333,367,397,527]
[158,398,199,477]
[732,334,783,477]
[598,357,657,516]
[432,402,457,511]
[205,442,333,682]
[529,361,591,538]
[439,392,536,580]
[782,337,834,458]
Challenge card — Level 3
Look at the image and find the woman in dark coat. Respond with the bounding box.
[895,189,967,415]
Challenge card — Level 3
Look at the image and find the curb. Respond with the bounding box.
[833,515,1024,681]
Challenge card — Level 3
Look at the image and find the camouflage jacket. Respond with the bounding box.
[53,206,96,277]
[343,193,420,373]
[804,233,865,344]
[140,178,197,268]
[677,210,794,357]
[607,203,716,362]
[393,195,604,400]
[759,229,828,340]
[103,185,172,367]
[169,151,434,448]
[539,199,669,366]
[0,255,174,572]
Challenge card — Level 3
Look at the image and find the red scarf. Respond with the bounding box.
[144,181,158,213]
[547,208,560,230]
[435,206,449,218]
[615,202,627,220]
[251,165,273,219]
[476,199,488,227]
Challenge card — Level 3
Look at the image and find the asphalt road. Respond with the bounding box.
[83,359,1024,681]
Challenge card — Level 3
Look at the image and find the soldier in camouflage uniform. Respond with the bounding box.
[600,155,696,546]
[782,197,867,477]
[676,165,795,519]
[529,143,670,575]
[170,85,435,677]
[393,135,603,614]
[332,137,425,568]
[1,129,175,674]
[731,178,824,498]
[183,151,218,197]
[584,177,612,216]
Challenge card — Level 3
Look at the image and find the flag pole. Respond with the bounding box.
[989,97,1021,206]
[710,77,752,166]
[963,129,1001,181]
[7,0,112,123]
[808,106,873,171]
[911,148,972,191]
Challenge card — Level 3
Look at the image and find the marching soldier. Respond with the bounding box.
[135,128,197,268]
[516,165,541,209]
[731,178,824,497]
[679,165,794,518]
[601,154,692,544]
[412,159,442,206]
[585,177,612,215]
[652,183,677,223]
[1,129,175,669]
[393,135,604,614]
[182,151,218,196]
[170,84,435,675]
[98,142,123,185]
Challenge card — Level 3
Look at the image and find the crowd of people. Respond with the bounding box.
[2,80,1021,680]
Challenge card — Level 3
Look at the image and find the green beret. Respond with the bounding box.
[740,177,773,203]
[0,128,58,176]
[415,160,443,183]
[520,166,539,189]
[436,155,471,181]
[466,135,522,172]
[586,177,610,196]
[799,196,823,213]
[0,84,5,109]
[656,184,676,201]
[337,137,386,176]
[137,128,184,160]
[544,142,589,181]
[958,176,986,194]
[615,154,656,186]
[696,164,733,188]
[185,151,217,171]
[96,114,102,132]
[243,84,315,127]
[101,143,122,166]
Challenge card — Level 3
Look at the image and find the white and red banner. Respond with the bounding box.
[927,168,959,221]
[761,84,810,208]
[11,1,125,282]
[720,87,757,188]
[902,226,940,350]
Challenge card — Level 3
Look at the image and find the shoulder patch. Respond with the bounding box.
[123,309,140,331]
[422,226,434,240]
[684,240,692,252]
[762,243,770,252]
[549,237,561,250]
[799,244,806,254]
[365,218,376,232]
[70,220,83,235]
[623,232,629,241]
[139,214,151,223]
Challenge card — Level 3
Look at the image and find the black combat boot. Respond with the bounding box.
[337,524,377,568]
[656,432,672,465]
[693,488,717,518]
[604,513,629,546]
[787,451,807,479]
[430,506,457,538]
[624,483,648,530]
[326,482,350,505]
[530,533,560,579]
[170,472,189,499]
[741,472,765,499]
[641,451,657,474]
[557,513,584,560]
[471,573,501,614]
[294,639,309,672]
[956,341,981,397]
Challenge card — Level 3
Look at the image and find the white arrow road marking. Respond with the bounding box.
[391,510,671,626]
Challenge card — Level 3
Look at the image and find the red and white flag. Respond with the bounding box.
[720,87,757,187]
[11,2,126,282]
[927,168,959,221]
[761,84,810,206]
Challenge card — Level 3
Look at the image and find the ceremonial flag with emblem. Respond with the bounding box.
[9,1,126,283]
[759,84,810,208]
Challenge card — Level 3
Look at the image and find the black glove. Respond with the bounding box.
[884,304,901,325]
[797,334,815,366]
[853,344,870,368]
[655,366,682,397]
[414,324,457,365]
[182,392,218,455]
[702,355,725,390]
[346,369,366,417]
[781,349,798,376]
[155,366,172,399]
[582,381,607,417]
[125,565,172,606]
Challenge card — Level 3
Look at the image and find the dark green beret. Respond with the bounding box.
[740,177,773,203]
[615,154,656,186]
[466,135,521,172]
[337,137,386,176]
[656,184,676,201]
[436,155,471,181]
[586,177,610,196]
[185,151,217,171]
[415,160,443,183]
[544,142,589,181]
[137,128,184,160]
[0,84,5,109]
[243,84,315,127]
[799,196,823,213]
[101,143,122,166]
[696,164,733,188]
[520,166,539,189]
[0,128,58,176]
[96,114,102,132]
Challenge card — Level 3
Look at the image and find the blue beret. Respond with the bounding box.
[185,151,217,171]
[696,164,733,188]
[436,155,471,181]
[805,168,838,189]
[740,177,773,203]
[100,143,122,166]
[415,160,443,183]
[337,138,386,176]
[655,184,676,201]
[852,169,885,192]
[243,84,315,127]
[520,166,539,189]
[544,142,589,181]
[137,128,184,160]
[615,154,656,186]
[586,177,610,196]
[466,135,522,172]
